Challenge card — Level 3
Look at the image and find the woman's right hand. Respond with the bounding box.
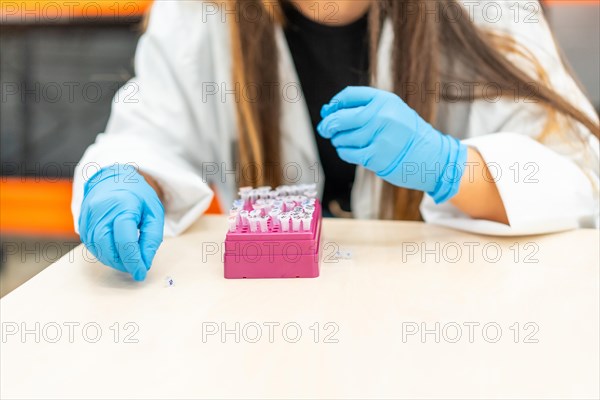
[78,164,165,281]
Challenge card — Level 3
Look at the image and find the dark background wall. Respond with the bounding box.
[1,23,140,178]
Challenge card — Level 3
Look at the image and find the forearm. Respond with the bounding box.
[449,147,509,224]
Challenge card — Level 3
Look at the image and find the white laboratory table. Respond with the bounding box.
[1,216,598,399]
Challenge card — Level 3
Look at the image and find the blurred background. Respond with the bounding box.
[1,0,599,297]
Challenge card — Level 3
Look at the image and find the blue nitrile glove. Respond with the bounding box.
[317,86,468,203]
[79,164,164,281]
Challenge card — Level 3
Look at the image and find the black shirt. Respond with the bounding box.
[282,2,370,216]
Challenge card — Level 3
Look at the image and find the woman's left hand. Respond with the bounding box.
[318,86,468,203]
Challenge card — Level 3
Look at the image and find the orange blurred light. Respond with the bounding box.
[0,0,152,20]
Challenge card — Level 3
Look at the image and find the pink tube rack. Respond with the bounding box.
[224,185,322,279]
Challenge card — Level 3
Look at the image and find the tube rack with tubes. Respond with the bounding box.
[224,184,322,279]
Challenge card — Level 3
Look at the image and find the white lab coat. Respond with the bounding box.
[72,0,600,237]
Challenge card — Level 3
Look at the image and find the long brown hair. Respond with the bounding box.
[228,0,600,220]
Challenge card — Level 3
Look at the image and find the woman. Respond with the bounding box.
[72,0,599,281]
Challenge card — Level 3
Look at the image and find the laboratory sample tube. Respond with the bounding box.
[263,199,274,214]
[248,216,259,233]
[233,199,244,208]
[279,213,290,232]
[304,190,318,199]
[259,215,269,233]
[229,209,240,226]
[252,203,265,216]
[296,195,307,204]
[284,201,295,212]
[303,204,315,214]
[228,216,238,233]
[291,213,302,232]
[302,213,312,231]
[239,210,249,226]
[276,185,289,196]
[239,187,252,204]
[249,209,261,221]
[269,209,281,227]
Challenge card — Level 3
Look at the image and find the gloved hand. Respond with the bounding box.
[79,164,164,281]
[318,86,468,203]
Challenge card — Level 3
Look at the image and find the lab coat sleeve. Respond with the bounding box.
[420,1,600,236]
[72,2,215,236]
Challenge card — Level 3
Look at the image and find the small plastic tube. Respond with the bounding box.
[233,199,244,208]
[249,209,261,221]
[284,201,295,212]
[269,209,281,227]
[239,187,252,204]
[252,202,266,216]
[334,249,353,260]
[228,215,238,233]
[248,216,259,233]
[239,186,252,195]
[291,213,302,232]
[276,185,289,196]
[262,199,274,214]
[303,204,315,215]
[259,215,269,232]
[304,190,318,199]
[239,210,249,226]
[302,198,316,207]
[292,206,303,214]
[279,213,290,232]
[302,213,312,231]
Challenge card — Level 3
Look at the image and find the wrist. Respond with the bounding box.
[139,171,164,200]
[427,136,468,204]
[83,164,140,197]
